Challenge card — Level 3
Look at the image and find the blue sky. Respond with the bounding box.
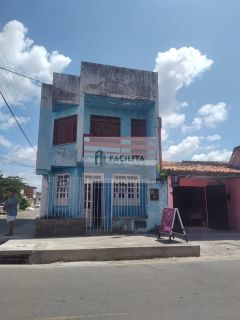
[0,0,239,188]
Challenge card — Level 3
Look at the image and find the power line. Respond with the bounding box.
[0,66,43,85]
[0,90,36,155]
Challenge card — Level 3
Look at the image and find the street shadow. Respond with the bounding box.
[185,228,240,242]
[0,217,37,241]
[156,238,184,244]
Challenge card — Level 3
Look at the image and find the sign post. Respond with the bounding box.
[158,208,188,242]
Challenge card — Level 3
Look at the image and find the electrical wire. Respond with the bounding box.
[0,49,37,141]
[0,89,36,155]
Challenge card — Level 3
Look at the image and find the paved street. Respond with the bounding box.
[0,209,38,238]
[0,259,240,320]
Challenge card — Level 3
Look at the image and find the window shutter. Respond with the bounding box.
[53,115,77,145]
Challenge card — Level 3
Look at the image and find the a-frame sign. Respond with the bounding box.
[158,208,188,242]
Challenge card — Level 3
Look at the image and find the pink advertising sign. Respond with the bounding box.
[159,208,175,234]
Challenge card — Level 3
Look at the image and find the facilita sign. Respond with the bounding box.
[94,149,145,167]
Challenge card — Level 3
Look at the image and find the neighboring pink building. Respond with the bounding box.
[163,147,240,231]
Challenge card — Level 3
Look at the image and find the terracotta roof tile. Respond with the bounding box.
[162,161,240,176]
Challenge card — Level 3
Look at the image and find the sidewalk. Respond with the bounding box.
[0,212,199,263]
[1,213,240,264]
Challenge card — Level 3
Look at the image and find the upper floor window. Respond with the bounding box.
[90,115,120,137]
[131,119,146,137]
[53,115,77,145]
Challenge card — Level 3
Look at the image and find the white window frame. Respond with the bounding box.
[112,174,140,206]
[56,174,70,206]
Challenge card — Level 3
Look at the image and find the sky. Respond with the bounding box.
[0,0,240,189]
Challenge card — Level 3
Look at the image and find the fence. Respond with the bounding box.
[40,175,153,234]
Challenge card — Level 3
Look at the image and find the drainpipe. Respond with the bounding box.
[156,116,162,172]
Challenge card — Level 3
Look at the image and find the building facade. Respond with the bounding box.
[163,156,240,231]
[36,62,167,235]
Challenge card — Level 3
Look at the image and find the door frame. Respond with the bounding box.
[84,173,104,228]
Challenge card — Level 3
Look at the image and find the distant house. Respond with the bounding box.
[20,186,37,207]
[162,149,240,231]
[36,62,166,236]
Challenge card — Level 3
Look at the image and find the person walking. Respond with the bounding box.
[3,189,18,236]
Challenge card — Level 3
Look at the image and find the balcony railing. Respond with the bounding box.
[83,136,157,167]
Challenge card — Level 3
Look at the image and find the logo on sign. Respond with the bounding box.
[95,149,106,166]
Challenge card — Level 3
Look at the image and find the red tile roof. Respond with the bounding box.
[162,161,240,176]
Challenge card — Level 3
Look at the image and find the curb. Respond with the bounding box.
[0,245,200,264]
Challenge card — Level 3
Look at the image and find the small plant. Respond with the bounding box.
[19,197,30,211]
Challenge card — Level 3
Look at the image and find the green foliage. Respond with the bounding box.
[0,171,26,202]
[19,197,30,211]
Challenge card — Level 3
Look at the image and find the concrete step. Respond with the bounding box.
[0,244,200,264]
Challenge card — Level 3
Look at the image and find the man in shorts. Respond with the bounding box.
[3,189,18,236]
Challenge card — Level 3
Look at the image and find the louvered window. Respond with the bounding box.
[53,115,77,145]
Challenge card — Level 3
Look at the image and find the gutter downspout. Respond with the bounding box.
[156,116,162,172]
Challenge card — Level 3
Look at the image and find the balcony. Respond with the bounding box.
[50,144,77,167]
[83,136,157,168]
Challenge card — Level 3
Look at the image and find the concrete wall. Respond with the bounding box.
[52,73,80,107]
[80,62,158,102]
[225,179,240,231]
[147,179,168,231]
[36,84,53,174]
[229,146,240,169]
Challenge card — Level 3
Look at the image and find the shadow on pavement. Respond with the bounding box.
[0,217,37,240]
[185,228,240,241]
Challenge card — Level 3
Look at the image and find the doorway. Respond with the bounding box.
[206,185,229,230]
[84,174,103,229]
[173,187,206,227]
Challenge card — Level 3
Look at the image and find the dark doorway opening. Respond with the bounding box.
[173,187,206,227]
[92,182,102,228]
[206,185,229,230]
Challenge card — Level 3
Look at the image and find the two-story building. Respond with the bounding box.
[36,62,167,236]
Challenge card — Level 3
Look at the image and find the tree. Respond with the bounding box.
[0,172,27,202]
[19,197,30,211]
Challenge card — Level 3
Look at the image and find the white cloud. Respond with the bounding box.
[0,145,36,165]
[182,103,228,132]
[0,135,12,148]
[0,110,30,130]
[163,136,202,160]
[162,112,186,129]
[154,47,213,136]
[154,47,213,116]
[197,102,228,128]
[192,149,232,162]
[161,128,168,142]
[206,134,221,142]
[0,20,71,126]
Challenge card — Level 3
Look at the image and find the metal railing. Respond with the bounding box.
[40,176,152,234]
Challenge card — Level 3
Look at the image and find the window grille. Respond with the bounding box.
[56,174,70,206]
[113,175,140,206]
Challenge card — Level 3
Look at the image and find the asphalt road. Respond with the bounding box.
[0,259,240,320]
[0,209,38,237]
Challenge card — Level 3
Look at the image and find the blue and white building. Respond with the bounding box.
[36,62,167,235]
